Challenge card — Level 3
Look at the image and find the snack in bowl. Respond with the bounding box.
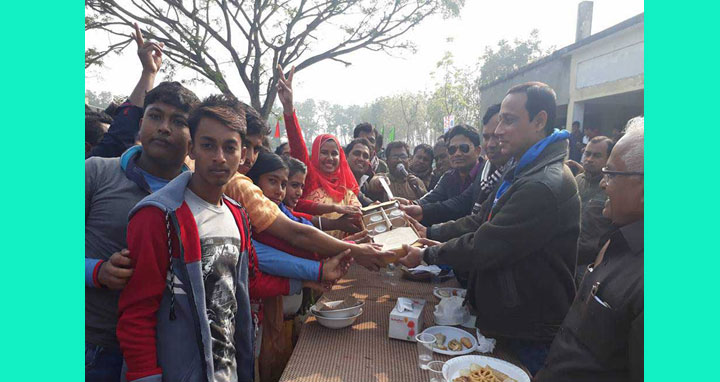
[452,363,517,382]
[434,333,446,347]
[461,337,473,349]
[447,339,462,352]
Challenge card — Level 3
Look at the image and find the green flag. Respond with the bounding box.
[388,127,395,142]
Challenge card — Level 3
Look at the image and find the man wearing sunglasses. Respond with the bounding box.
[402,104,511,228]
[535,117,644,382]
[400,82,580,374]
[416,124,483,205]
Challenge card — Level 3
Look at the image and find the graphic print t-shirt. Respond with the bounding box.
[184,189,243,382]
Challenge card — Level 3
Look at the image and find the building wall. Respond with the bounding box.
[478,58,571,117]
[566,21,644,131]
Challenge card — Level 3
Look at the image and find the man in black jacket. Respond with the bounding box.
[535,117,644,382]
[400,82,580,375]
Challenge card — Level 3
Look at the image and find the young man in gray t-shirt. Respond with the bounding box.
[85,69,200,381]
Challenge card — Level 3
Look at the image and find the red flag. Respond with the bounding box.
[274,120,281,138]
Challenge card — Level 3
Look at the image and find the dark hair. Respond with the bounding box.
[243,103,270,137]
[445,124,480,147]
[588,136,615,156]
[413,143,434,162]
[286,157,307,178]
[506,82,557,135]
[345,138,372,155]
[386,141,409,156]
[482,104,502,126]
[246,151,288,184]
[275,142,289,155]
[144,81,200,113]
[85,111,113,145]
[375,130,384,150]
[572,121,581,127]
[433,139,447,151]
[187,94,246,141]
[353,122,374,138]
[104,102,119,118]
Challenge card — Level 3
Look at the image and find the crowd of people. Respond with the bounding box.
[86,25,643,382]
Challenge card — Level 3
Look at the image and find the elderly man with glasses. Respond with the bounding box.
[535,116,644,382]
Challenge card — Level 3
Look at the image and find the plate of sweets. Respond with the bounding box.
[443,355,530,382]
[421,326,477,356]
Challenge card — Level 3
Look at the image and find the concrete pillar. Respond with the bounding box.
[576,1,594,42]
[567,101,585,133]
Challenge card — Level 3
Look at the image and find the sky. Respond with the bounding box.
[85,0,644,107]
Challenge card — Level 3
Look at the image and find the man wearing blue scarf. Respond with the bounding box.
[400,82,580,376]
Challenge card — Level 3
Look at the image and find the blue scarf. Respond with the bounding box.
[493,129,570,206]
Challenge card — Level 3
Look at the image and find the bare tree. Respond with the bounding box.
[86,0,464,119]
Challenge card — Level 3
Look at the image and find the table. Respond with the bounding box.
[279,265,530,382]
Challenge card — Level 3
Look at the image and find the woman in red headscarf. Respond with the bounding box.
[278,65,361,238]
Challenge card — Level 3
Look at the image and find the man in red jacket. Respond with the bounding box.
[119,96,289,382]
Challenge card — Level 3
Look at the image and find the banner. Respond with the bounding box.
[443,115,455,133]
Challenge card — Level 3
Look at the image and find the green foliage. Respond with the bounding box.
[478,29,553,86]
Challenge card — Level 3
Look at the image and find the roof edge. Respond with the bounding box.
[479,12,644,91]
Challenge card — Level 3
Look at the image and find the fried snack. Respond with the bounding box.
[489,366,516,382]
[461,337,473,349]
[435,333,446,347]
[436,345,448,351]
[448,339,462,351]
[455,364,504,382]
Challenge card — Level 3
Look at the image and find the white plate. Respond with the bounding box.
[421,326,477,356]
[433,287,466,299]
[442,355,530,382]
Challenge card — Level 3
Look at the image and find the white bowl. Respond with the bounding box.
[311,300,365,318]
[311,308,363,329]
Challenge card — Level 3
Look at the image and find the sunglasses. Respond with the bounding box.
[601,167,644,179]
[448,144,472,155]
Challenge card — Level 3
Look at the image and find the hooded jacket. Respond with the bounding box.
[424,139,580,342]
[117,172,288,382]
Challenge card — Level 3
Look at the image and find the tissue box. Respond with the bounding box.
[388,298,426,342]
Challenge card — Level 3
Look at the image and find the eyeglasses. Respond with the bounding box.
[448,144,471,155]
[389,154,408,160]
[601,167,644,179]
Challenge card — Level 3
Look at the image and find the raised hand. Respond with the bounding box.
[321,249,353,282]
[98,249,134,290]
[132,23,163,75]
[276,64,296,114]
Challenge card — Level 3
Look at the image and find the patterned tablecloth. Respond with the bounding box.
[279,265,530,382]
